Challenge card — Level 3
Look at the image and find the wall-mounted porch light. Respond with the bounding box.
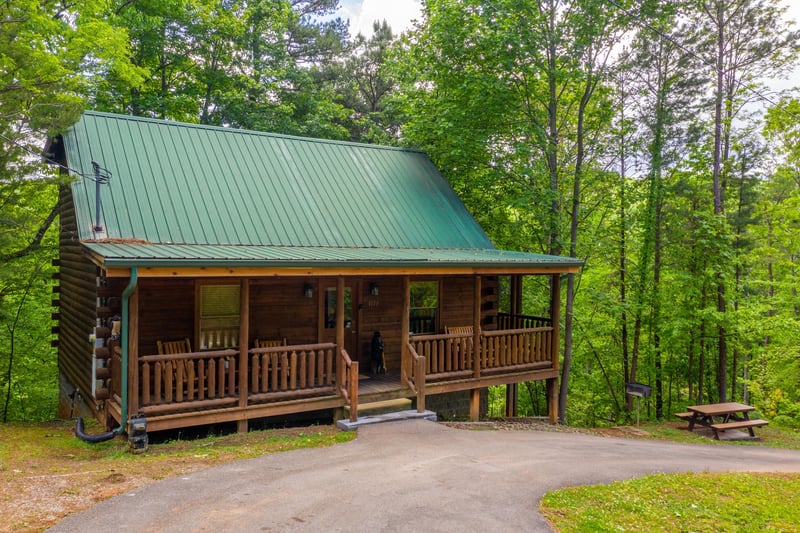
[304,283,314,299]
[369,282,379,296]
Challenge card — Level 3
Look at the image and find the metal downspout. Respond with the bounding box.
[116,267,138,435]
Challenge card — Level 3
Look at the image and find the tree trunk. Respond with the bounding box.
[710,0,728,404]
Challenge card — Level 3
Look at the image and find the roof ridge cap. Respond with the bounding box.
[81,111,424,154]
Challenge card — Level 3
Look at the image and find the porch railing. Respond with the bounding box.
[132,342,339,416]
[137,348,239,415]
[248,343,336,402]
[125,324,552,419]
[497,312,552,330]
[409,326,554,382]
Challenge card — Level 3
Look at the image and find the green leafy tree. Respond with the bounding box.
[691,0,800,402]
[392,0,626,422]
[1,0,138,421]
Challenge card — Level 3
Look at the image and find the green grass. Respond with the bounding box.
[0,419,354,473]
[540,472,800,532]
[539,422,800,532]
[634,422,800,449]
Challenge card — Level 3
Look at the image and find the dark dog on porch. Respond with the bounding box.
[370,331,386,374]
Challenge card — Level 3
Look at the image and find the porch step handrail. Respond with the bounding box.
[407,343,426,412]
[338,347,359,422]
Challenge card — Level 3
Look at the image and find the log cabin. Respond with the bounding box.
[48,111,582,438]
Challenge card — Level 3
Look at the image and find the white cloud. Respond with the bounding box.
[337,0,422,38]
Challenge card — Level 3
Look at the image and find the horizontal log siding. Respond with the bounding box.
[249,279,318,345]
[138,279,195,356]
[57,186,98,412]
[440,276,475,332]
[358,276,404,372]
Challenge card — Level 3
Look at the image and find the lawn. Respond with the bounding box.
[540,472,800,532]
[539,422,800,532]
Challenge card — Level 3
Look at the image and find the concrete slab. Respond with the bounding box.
[337,409,437,430]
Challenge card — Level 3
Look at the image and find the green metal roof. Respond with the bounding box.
[61,112,583,272]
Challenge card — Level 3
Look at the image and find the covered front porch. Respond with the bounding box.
[101,271,564,433]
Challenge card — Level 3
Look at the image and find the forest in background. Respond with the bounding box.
[2,0,799,427]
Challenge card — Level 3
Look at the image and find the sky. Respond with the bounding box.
[334,0,799,96]
[336,0,799,42]
[336,0,422,38]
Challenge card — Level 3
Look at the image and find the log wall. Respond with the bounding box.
[249,279,318,345]
[57,186,99,418]
[138,279,195,355]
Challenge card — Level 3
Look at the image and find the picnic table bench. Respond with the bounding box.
[676,402,768,440]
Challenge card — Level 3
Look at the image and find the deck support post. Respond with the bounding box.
[470,388,480,422]
[237,278,250,433]
[505,384,517,417]
[548,273,561,425]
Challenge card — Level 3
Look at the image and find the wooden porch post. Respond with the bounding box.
[473,275,481,379]
[127,286,140,418]
[547,273,561,425]
[507,274,520,417]
[469,276,481,422]
[335,276,345,392]
[511,274,523,316]
[401,276,410,383]
[237,278,250,433]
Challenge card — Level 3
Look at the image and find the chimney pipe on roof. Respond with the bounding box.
[90,161,111,234]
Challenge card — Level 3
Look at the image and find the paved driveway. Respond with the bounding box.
[49,420,800,532]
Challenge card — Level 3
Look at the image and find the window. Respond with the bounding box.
[324,287,352,329]
[199,284,240,349]
[409,281,438,334]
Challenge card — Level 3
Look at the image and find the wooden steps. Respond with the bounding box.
[339,398,436,431]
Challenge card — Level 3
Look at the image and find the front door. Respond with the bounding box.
[320,282,359,361]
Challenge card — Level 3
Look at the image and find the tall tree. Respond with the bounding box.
[334,20,401,143]
[393,0,624,422]
[692,0,800,402]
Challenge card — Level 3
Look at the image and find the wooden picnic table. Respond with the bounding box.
[675,402,768,440]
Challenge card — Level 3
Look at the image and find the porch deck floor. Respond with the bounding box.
[358,370,406,397]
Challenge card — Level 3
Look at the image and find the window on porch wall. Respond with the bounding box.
[199,284,240,349]
[410,281,438,334]
[324,287,352,329]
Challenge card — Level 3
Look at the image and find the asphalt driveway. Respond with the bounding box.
[48,420,800,532]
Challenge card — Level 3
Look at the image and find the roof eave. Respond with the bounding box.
[100,257,583,276]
